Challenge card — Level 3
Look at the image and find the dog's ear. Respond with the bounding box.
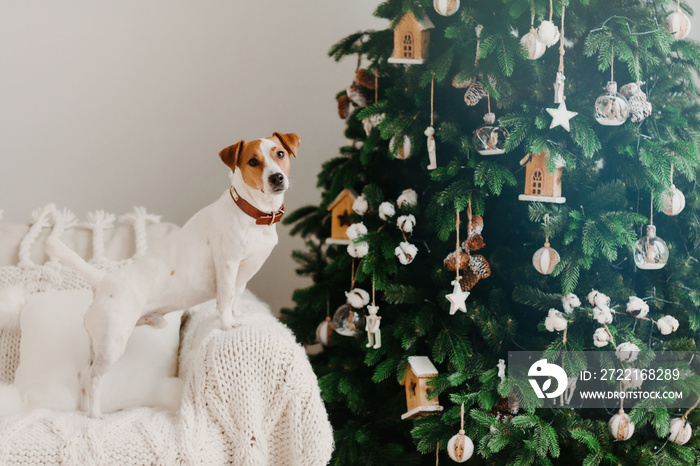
[219,140,245,171]
[273,132,300,158]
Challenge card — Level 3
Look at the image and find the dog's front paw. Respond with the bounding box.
[219,312,243,330]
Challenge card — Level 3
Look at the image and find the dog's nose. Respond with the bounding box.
[269,173,285,186]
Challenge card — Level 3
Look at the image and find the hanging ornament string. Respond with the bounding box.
[455,208,462,281]
[487,92,491,114]
[375,73,379,103]
[431,73,435,128]
[475,25,483,68]
[610,44,615,82]
[371,273,376,306]
[650,191,654,226]
[544,213,551,246]
[558,5,566,76]
[670,162,675,186]
[549,0,554,22]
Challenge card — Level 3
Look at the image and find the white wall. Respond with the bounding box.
[0,0,384,313]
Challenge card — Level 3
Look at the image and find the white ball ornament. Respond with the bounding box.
[669,418,693,445]
[521,27,546,60]
[661,185,686,216]
[536,20,560,47]
[532,240,560,275]
[666,9,692,40]
[315,317,335,346]
[433,0,460,16]
[447,430,474,463]
[609,410,635,441]
[390,135,412,160]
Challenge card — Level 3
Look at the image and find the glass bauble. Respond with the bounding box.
[474,113,508,155]
[633,225,669,270]
[594,81,629,126]
[332,303,365,336]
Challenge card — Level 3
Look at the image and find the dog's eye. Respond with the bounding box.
[276,151,285,159]
[248,158,259,167]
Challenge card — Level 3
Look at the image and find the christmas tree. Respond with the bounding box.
[282,0,700,463]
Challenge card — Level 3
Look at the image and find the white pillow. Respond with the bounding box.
[14,290,183,413]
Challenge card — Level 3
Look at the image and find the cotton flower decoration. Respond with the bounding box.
[587,290,610,308]
[593,328,611,348]
[593,305,613,325]
[395,242,418,265]
[615,342,640,363]
[346,222,368,240]
[347,241,369,258]
[352,195,369,216]
[378,202,396,220]
[622,369,643,390]
[345,288,370,308]
[657,315,680,335]
[397,215,416,234]
[626,297,649,319]
[544,309,567,332]
[561,293,581,314]
[396,189,418,209]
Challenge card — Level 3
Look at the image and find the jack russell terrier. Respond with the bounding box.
[46,132,299,418]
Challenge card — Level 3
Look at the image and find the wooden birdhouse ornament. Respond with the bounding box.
[400,356,444,420]
[518,151,566,204]
[327,188,358,244]
[388,12,434,65]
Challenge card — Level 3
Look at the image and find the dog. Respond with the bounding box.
[45,132,299,418]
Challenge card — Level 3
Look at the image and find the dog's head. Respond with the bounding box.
[218,132,299,195]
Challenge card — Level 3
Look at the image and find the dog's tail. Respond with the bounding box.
[45,237,105,289]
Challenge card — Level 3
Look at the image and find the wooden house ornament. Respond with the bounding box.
[518,151,566,204]
[388,12,435,65]
[327,188,358,245]
[400,356,444,420]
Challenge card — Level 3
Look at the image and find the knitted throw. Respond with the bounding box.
[0,206,334,465]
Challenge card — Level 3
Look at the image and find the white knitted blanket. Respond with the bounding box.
[0,206,334,465]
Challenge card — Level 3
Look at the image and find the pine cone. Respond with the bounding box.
[443,251,470,271]
[337,95,351,119]
[462,233,485,251]
[463,81,487,106]
[346,82,368,108]
[460,270,480,291]
[355,69,376,89]
[469,215,484,236]
[470,255,491,279]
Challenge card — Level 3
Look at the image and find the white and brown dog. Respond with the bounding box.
[46,132,299,418]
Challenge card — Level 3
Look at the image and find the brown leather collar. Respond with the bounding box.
[230,187,285,225]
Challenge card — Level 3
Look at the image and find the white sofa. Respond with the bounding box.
[0,205,333,465]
